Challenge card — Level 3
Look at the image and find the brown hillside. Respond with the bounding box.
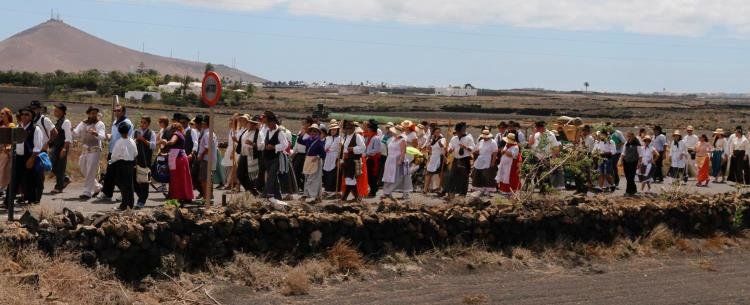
[0,19,267,83]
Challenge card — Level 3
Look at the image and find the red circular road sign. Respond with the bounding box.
[201,71,222,107]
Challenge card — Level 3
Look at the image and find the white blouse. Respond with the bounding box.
[474,139,498,169]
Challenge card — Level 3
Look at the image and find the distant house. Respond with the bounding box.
[435,84,478,97]
[157,82,202,95]
[337,85,370,95]
[125,91,162,101]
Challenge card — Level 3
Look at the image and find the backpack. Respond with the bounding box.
[151,155,170,183]
[623,145,639,163]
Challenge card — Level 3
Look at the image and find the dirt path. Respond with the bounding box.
[224,249,750,305]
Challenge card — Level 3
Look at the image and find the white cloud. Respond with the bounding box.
[165,0,750,36]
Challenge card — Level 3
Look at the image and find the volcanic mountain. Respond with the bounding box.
[0,19,267,83]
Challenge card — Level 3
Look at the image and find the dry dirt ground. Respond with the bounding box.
[229,248,750,305]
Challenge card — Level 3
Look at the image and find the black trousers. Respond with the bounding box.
[366,157,380,196]
[113,160,135,209]
[623,161,638,195]
[263,157,282,200]
[292,153,306,193]
[445,158,470,195]
[11,156,42,203]
[654,151,665,182]
[323,167,338,192]
[50,146,68,190]
[237,155,251,191]
[102,153,116,198]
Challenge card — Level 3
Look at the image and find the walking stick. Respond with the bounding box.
[334,120,346,197]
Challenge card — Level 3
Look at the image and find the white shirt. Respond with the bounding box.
[531,130,560,159]
[15,122,43,155]
[474,139,498,169]
[323,135,341,171]
[342,133,366,157]
[266,127,289,153]
[73,120,106,148]
[184,127,199,153]
[728,134,750,152]
[239,128,257,157]
[448,134,476,159]
[583,135,595,152]
[639,145,657,165]
[109,137,137,163]
[293,132,309,154]
[670,140,688,168]
[594,140,616,155]
[365,134,382,156]
[198,129,218,162]
[516,130,527,146]
[34,115,55,145]
[683,134,699,150]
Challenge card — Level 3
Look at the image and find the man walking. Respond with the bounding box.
[134,116,155,208]
[73,106,106,199]
[9,108,43,205]
[49,103,72,194]
[652,126,667,183]
[100,105,134,202]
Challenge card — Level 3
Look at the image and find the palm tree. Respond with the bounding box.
[584,82,590,93]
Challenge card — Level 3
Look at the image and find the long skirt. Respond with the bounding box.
[340,156,369,196]
[711,151,725,177]
[303,164,323,199]
[727,151,748,184]
[637,162,653,183]
[444,158,470,195]
[0,149,10,188]
[472,167,497,188]
[168,155,194,201]
[383,162,412,195]
[696,156,710,184]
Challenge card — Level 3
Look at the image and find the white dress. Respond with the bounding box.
[474,139,498,170]
[382,137,412,194]
[323,135,340,172]
[495,145,519,184]
[221,129,236,167]
[670,141,687,168]
[426,137,446,173]
[638,145,656,181]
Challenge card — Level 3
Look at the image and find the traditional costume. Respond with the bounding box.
[496,133,522,195]
[472,129,498,195]
[695,139,712,186]
[711,129,727,181]
[301,124,326,202]
[11,108,43,204]
[444,122,475,197]
[322,124,341,194]
[49,103,72,193]
[72,106,106,199]
[340,122,366,201]
[668,131,688,182]
[166,127,194,202]
[727,127,750,184]
[110,124,137,210]
[364,120,382,197]
[101,110,134,200]
[382,126,411,198]
[262,117,289,200]
[134,124,155,207]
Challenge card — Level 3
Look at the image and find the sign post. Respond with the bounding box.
[201,71,222,206]
[1,128,27,221]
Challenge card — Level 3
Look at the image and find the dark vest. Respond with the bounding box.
[51,117,67,150]
[184,128,194,153]
[235,129,248,155]
[344,134,361,160]
[23,123,36,159]
[136,129,154,167]
[264,129,281,160]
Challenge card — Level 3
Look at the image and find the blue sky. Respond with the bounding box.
[1,0,749,93]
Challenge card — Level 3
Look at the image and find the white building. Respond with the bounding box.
[125,91,162,101]
[157,82,202,95]
[435,87,478,97]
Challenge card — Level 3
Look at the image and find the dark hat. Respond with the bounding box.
[172,113,184,121]
[117,122,131,135]
[534,121,546,128]
[367,119,379,131]
[85,106,100,114]
[18,107,33,115]
[29,100,43,109]
[736,126,743,131]
[265,111,279,124]
[202,115,209,125]
[54,103,67,112]
[193,115,203,125]
[250,115,261,124]
[497,121,508,128]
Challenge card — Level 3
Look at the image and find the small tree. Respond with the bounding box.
[205,63,215,73]
[142,94,154,103]
[584,82,590,93]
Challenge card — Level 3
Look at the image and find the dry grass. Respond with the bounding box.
[693,257,718,272]
[207,253,285,291]
[327,240,365,273]
[281,267,311,296]
[462,293,489,305]
[643,224,676,251]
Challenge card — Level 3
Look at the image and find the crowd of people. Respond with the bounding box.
[0,101,748,211]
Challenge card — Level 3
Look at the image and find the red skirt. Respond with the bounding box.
[499,158,522,193]
[341,155,370,196]
[169,154,194,201]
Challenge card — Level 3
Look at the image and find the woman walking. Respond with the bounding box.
[322,123,340,198]
[638,136,658,192]
[423,126,445,194]
[695,134,712,187]
[382,125,411,200]
[0,108,15,197]
[711,129,727,183]
[220,114,240,191]
[620,132,641,196]
[495,133,522,197]
[472,128,498,196]
[300,124,326,203]
[159,122,194,204]
[594,131,615,192]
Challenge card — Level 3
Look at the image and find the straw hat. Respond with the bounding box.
[308,123,321,132]
[329,123,340,130]
[355,126,364,134]
[237,114,251,122]
[642,135,652,141]
[714,128,725,134]
[503,133,518,144]
[329,119,338,125]
[686,125,694,131]
[672,130,681,136]
[385,122,394,128]
[401,120,414,130]
[389,124,403,135]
